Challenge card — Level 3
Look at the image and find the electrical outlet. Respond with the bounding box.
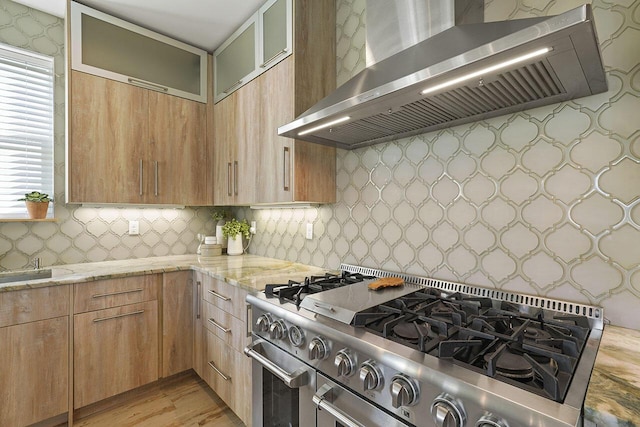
[250,221,257,234]
[128,220,139,235]
[305,223,313,240]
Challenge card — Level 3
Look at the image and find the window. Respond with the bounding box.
[0,42,55,219]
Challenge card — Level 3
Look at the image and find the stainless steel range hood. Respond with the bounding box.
[278,1,607,150]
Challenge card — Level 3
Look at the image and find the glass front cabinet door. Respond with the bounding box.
[70,1,207,103]
[214,0,292,103]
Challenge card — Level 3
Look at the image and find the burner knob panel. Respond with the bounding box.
[390,374,419,408]
[268,319,287,340]
[431,394,466,427]
[476,414,509,427]
[359,360,383,391]
[334,349,355,377]
[255,313,273,333]
[308,337,329,360]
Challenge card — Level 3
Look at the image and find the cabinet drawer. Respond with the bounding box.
[202,299,249,353]
[203,329,234,406]
[0,285,70,328]
[74,275,159,313]
[73,300,158,408]
[202,275,247,319]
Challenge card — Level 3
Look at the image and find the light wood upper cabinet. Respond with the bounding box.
[213,80,260,205]
[70,1,207,103]
[149,92,208,205]
[0,286,69,427]
[214,0,335,206]
[69,71,148,204]
[258,0,336,204]
[68,71,211,205]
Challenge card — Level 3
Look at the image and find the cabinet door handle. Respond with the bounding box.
[208,361,231,381]
[222,79,243,94]
[227,162,232,196]
[283,146,290,191]
[260,48,288,68]
[246,304,252,338]
[139,159,143,196]
[92,288,143,299]
[93,309,145,323]
[233,161,238,196]
[208,318,231,333]
[207,289,231,301]
[128,78,169,92]
[196,281,201,319]
[154,160,159,196]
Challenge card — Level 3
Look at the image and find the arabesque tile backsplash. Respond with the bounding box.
[0,0,638,330]
[238,0,640,330]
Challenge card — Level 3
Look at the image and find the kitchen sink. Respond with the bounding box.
[0,268,52,284]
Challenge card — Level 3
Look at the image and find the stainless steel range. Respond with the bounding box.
[244,265,604,427]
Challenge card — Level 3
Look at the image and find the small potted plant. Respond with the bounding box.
[19,191,53,219]
[211,208,229,246]
[221,218,250,256]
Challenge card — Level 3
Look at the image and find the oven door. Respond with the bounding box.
[245,337,316,427]
[314,373,411,427]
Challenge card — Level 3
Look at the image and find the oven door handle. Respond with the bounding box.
[313,384,365,427]
[244,340,309,388]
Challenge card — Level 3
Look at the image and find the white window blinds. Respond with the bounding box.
[0,42,54,219]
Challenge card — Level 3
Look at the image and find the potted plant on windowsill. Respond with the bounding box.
[19,191,52,220]
[221,218,250,256]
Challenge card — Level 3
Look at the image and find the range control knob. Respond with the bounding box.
[288,325,305,347]
[255,313,273,332]
[308,337,329,360]
[359,360,383,391]
[334,349,355,377]
[431,394,466,427]
[476,414,509,427]
[390,374,419,408]
[268,319,287,340]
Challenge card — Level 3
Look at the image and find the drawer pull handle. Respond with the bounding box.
[208,318,231,333]
[260,48,288,68]
[128,78,169,92]
[92,288,143,299]
[208,361,231,381]
[207,289,231,301]
[93,310,145,323]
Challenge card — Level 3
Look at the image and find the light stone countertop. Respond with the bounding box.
[0,254,330,294]
[584,325,640,426]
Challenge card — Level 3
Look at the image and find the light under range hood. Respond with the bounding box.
[278,1,607,150]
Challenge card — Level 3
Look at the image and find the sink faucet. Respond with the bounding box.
[33,258,40,269]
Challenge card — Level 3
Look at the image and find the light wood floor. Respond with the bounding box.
[72,373,245,427]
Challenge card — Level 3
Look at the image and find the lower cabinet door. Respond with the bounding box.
[0,317,68,426]
[74,300,158,408]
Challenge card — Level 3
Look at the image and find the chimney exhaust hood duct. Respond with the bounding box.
[278,1,607,150]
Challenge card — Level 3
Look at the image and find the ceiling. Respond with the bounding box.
[11,0,267,52]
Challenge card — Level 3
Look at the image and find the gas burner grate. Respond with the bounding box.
[264,271,375,307]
